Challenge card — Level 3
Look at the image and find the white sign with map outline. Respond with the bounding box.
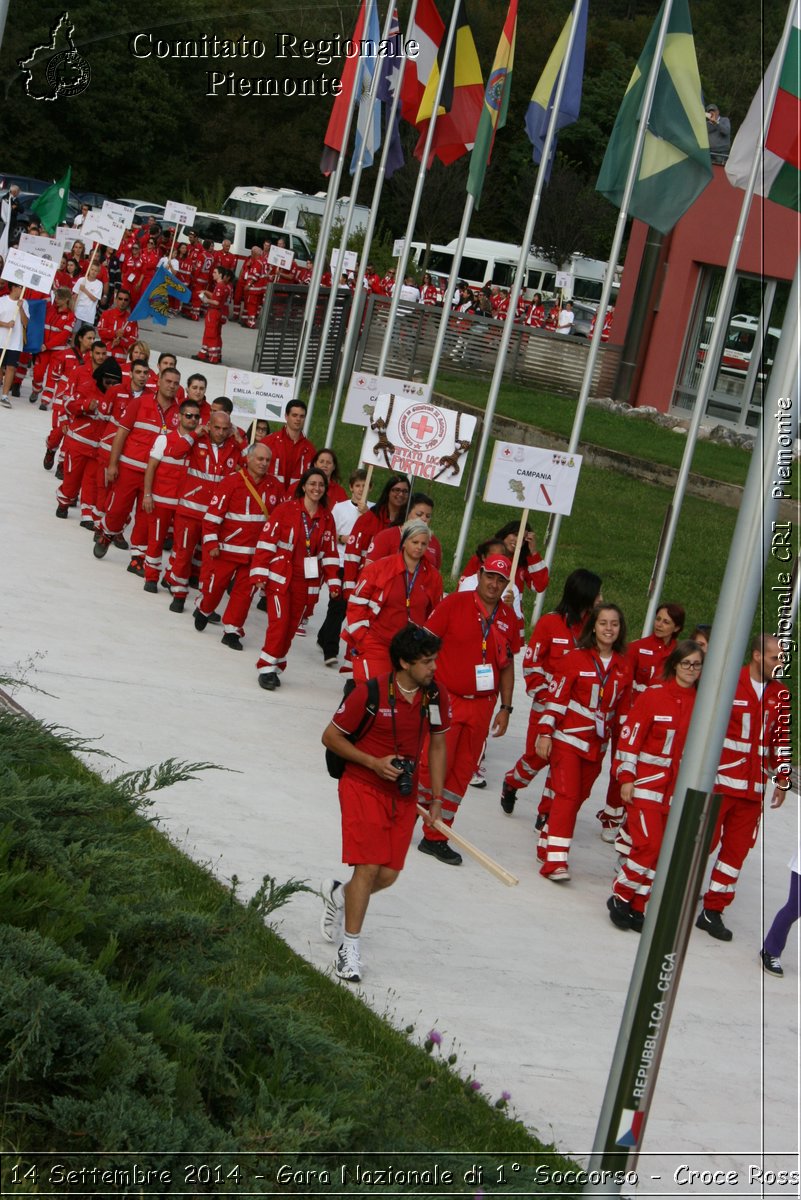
[484,441,583,515]
[226,368,295,426]
[2,247,58,293]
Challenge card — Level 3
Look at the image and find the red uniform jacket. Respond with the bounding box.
[627,633,676,695]
[365,525,443,571]
[63,377,106,451]
[250,498,340,600]
[344,553,442,653]
[521,611,584,708]
[203,470,283,559]
[715,666,784,802]
[343,509,394,595]
[96,308,139,361]
[176,435,246,519]
[425,590,520,699]
[118,394,182,472]
[537,647,632,760]
[149,431,196,506]
[615,679,697,806]
[260,428,316,498]
[42,303,74,351]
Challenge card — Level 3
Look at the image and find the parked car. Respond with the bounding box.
[569,300,598,338]
[75,190,112,211]
[14,189,81,228]
[115,199,167,227]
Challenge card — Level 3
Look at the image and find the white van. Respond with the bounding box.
[222,186,369,237]
[178,211,312,268]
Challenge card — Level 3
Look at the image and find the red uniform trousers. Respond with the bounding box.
[56,441,97,519]
[32,348,63,396]
[46,405,68,452]
[196,554,255,636]
[144,502,178,583]
[597,730,626,830]
[199,309,223,363]
[188,281,209,320]
[242,287,264,328]
[702,795,761,912]
[504,706,554,817]
[166,512,204,598]
[92,455,111,524]
[612,802,668,913]
[101,465,147,553]
[352,636,393,683]
[540,743,604,875]
[419,693,496,843]
[256,579,311,674]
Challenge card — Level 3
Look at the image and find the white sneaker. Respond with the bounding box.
[600,825,619,843]
[545,867,571,882]
[320,879,344,943]
[468,771,487,789]
[296,618,308,637]
[324,656,339,668]
[335,939,362,983]
[0,396,12,409]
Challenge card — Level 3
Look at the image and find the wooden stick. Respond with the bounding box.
[507,506,529,584]
[416,806,519,887]
[168,223,182,265]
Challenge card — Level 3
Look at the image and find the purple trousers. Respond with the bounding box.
[763,870,800,957]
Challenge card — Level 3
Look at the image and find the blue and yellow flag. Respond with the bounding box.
[130,265,189,326]
[525,0,587,178]
[596,0,712,234]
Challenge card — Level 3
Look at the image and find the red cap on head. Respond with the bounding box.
[481,555,512,580]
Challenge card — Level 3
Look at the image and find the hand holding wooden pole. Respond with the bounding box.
[416,806,519,887]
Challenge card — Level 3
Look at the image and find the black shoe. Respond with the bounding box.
[259,672,278,691]
[143,581,158,594]
[695,908,733,942]
[127,558,145,577]
[39,402,49,411]
[113,534,129,550]
[29,391,39,404]
[629,910,645,933]
[55,505,69,519]
[43,448,56,471]
[257,596,267,612]
[607,895,632,930]
[534,812,549,831]
[500,783,517,814]
[188,575,200,589]
[194,611,209,631]
[759,949,784,977]
[418,838,462,866]
[55,462,64,480]
[169,597,185,613]
[206,611,222,624]
[163,534,174,552]
[10,383,20,397]
[79,519,95,530]
[221,632,243,650]
[160,578,172,591]
[93,536,110,559]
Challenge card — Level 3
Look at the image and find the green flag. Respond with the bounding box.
[31,167,72,234]
[596,0,711,234]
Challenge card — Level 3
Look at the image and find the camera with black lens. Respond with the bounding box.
[390,756,416,797]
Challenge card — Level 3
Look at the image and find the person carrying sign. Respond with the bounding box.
[320,624,450,983]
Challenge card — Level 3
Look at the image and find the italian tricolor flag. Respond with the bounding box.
[726,0,800,212]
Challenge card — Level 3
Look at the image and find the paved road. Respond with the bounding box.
[0,317,797,1195]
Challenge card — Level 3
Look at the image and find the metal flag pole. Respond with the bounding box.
[523,0,677,626]
[305,0,394,430]
[640,0,800,635]
[584,252,801,1196]
[324,0,421,448]
[451,0,586,576]
[426,190,476,386]
[295,4,371,406]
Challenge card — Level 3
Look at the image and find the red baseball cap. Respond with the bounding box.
[481,555,512,580]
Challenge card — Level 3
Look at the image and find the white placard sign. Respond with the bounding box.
[164,200,197,227]
[330,248,357,278]
[54,225,73,250]
[359,393,477,486]
[343,371,431,427]
[2,247,58,293]
[18,234,63,266]
[80,211,126,250]
[555,270,572,291]
[267,245,295,271]
[392,238,405,257]
[484,441,583,516]
[226,368,295,424]
[102,200,135,228]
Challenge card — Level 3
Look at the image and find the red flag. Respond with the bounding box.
[321,0,368,175]
[399,0,445,128]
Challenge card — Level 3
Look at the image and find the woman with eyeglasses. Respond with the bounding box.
[597,601,686,840]
[342,474,411,600]
[606,639,705,931]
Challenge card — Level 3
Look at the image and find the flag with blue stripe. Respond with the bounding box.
[525,0,587,178]
[350,0,382,172]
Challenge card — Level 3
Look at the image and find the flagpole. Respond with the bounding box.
[640,0,800,636]
[426,191,476,386]
[372,0,463,380]
[524,0,677,625]
[585,251,801,1195]
[295,8,369,407]
[451,0,586,577]
[324,0,421,447]
[305,0,392,430]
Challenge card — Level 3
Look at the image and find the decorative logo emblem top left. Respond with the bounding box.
[19,13,90,101]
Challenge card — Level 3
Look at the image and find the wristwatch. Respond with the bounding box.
[500,704,513,713]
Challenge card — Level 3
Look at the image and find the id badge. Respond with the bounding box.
[429,703,441,725]
[595,715,607,739]
[303,557,319,580]
[475,663,494,692]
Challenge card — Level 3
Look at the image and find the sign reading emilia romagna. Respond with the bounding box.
[360,394,477,487]
[484,441,583,515]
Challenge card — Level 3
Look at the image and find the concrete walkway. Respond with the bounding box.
[0,316,797,1196]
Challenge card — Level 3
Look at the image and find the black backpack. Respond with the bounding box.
[325,677,380,779]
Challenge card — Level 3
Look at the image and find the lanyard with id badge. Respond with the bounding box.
[302,511,319,579]
[592,656,613,738]
[475,599,500,693]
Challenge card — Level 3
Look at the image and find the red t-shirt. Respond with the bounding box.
[425,590,520,698]
[333,674,450,790]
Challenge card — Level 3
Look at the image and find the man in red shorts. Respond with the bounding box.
[320,624,449,983]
